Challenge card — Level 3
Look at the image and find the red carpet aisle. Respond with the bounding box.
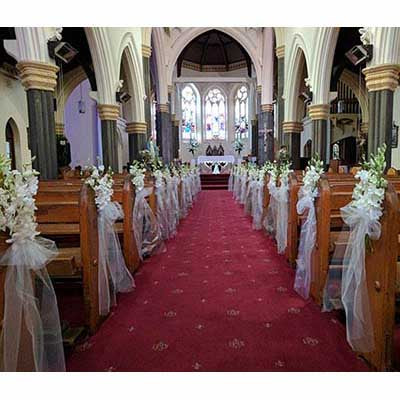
[67,191,369,372]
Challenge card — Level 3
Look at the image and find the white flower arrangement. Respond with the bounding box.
[301,154,324,199]
[350,144,387,225]
[0,155,40,243]
[85,165,114,212]
[129,163,146,193]
[153,169,164,188]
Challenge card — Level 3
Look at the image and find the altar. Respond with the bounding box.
[196,155,236,174]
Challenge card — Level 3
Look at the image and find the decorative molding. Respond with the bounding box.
[142,44,152,58]
[261,104,273,113]
[97,104,121,121]
[308,104,330,120]
[181,59,248,73]
[168,85,174,93]
[16,61,59,91]
[256,85,262,94]
[171,113,176,121]
[173,119,180,127]
[55,123,64,135]
[362,64,400,92]
[282,121,303,134]
[158,103,169,113]
[275,45,285,59]
[126,121,147,134]
[359,27,372,46]
[360,122,369,134]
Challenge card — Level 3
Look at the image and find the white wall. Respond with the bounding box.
[0,69,31,169]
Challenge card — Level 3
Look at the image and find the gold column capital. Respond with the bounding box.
[282,121,303,134]
[126,121,147,134]
[275,45,285,59]
[261,104,273,113]
[168,85,174,93]
[256,85,262,94]
[362,64,400,91]
[308,104,330,120]
[142,44,152,58]
[173,119,180,127]
[98,104,120,121]
[158,103,169,113]
[55,122,64,135]
[16,61,59,91]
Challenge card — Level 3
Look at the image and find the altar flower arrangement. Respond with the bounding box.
[85,165,114,212]
[188,138,200,156]
[232,138,244,155]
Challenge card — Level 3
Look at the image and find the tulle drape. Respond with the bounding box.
[133,187,165,260]
[251,180,264,230]
[275,182,289,254]
[264,179,278,235]
[97,202,135,316]
[228,169,234,192]
[294,188,317,299]
[323,204,378,352]
[155,180,169,240]
[0,237,65,372]
[239,172,248,205]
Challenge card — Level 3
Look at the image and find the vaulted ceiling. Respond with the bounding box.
[177,29,252,76]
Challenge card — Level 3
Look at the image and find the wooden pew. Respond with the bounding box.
[35,184,102,334]
[309,176,400,370]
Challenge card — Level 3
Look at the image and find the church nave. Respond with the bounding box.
[67,190,368,372]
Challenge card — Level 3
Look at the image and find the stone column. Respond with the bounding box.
[126,122,147,162]
[308,104,330,164]
[282,121,303,170]
[172,118,180,160]
[276,45,285,147]
[260,104,274,162]
[98,104,120,171]
[142,44,152,150]
[157,103,172,164]
[256,85,265,164]
[17,61,59,179]
[251,118,258,157]
[363,64,400,165]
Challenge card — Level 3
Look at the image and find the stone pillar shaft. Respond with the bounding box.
[157,103,172,164]
[98,104,120,171]
[17,61,59,179]
[251,119,258,157]
[276,46,285,147]
[309,104,330,164]
[283,121,302,170]
[126,122,147,162]
[142,45,152,152]
[363,64,400,166]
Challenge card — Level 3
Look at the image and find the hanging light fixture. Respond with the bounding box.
[78,82,86,114]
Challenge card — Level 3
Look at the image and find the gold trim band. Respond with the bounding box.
[126,121,147,134]
[98,104,120,121]
[362,64,400,92]
[17,61,59,91]
[308,104,330,120]
[282,121,303,134]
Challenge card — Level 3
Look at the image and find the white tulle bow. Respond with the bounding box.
[0,237,65,371]
[340,203,380,352]
[294,188,317,299]
[98,202,135,316]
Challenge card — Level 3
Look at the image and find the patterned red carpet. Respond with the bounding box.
[67,190,369,372]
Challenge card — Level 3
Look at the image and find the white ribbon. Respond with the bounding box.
[133,187,165,260]
[0,237,65,371]
[245,179,257,215]
[155,180,169,240]
[275,181,289,254]
[339,203,379,352]
[264,179,278,235]
[98,202,135,316]
[294,188,317,299]
[239,173,248,204]
[228,169,234,192]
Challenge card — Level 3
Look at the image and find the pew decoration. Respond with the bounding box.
[294,154,324,299]
[85,166,135,316]
[323,145,388,353]
[251,168,266,230]
[130,163,164,260]
[0,155,65,372]
[264,159,293,254]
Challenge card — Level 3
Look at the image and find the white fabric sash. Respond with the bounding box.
[340,203,379,352]
[275,182,289,254]
[98,202,135,316]
[133,187,165,260]
[264,179,278,235]
[251,180,264,230]
[0,237,65,371]
[294,188,317,299]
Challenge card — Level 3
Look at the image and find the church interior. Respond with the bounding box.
[1,3,400,393]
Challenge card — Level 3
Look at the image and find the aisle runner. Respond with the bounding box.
[68,191,368,372]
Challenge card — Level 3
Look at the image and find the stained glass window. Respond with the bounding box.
[205,88,226,140]
[234,85,249,139]
[181,85,198,141]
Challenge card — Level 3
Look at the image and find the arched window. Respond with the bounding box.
[234,85,249,139]
[181,85,199,141]
[204,88,226,140]
[5,120,16,170]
